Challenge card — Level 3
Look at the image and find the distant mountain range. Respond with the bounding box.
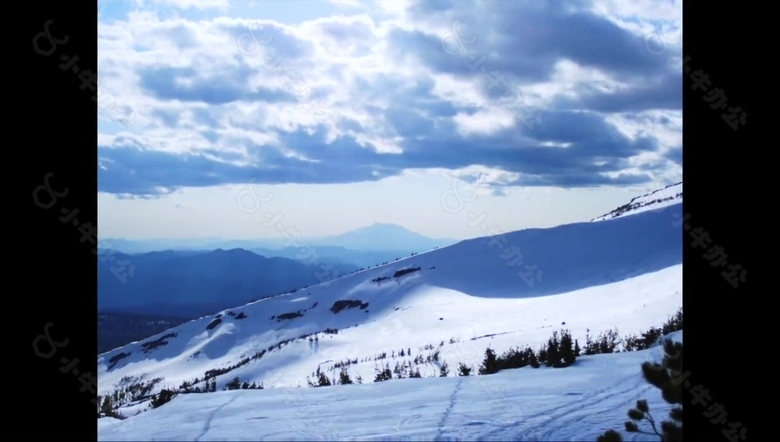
[98,225,456,352]
[101,224,458,258]
[98,248,359,318]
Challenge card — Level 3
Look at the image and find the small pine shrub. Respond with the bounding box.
[478,348,500,375]
[457,363,472,376]
[150,389,177,409]
[316,371,332,387]
[223,377,241,391]
[374,363,392,382]
[439,361,450,377]
[339,368,353,385]
[584,328,621,355]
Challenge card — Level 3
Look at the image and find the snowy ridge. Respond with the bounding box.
[98,202,682,392]
[591,182,682,222]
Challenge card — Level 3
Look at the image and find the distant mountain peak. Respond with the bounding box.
[316,222,455,251]
[359,223,417,232]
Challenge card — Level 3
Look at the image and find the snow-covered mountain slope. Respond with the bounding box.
[100,330,683,441]
[592,182,682,222]
[98,202,682,400]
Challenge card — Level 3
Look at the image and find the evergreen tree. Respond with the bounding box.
[339,368,353,385]
[574,339,581,357]
[529,351,540,368]
[545,331,560,367]
[151,389,177,409]
[457,362,472,376]
[584,329,596,355]
[537,346,547,364]
[478,347,500,375]
[100,395,114,415]
[393,361,404,378]
[224,377,241,390]
[439,361,450,377]
[315,371,331,386]
[374,363,392,382]
[599,329,621,354]
[598,339,683,441]
[558,330,576,367]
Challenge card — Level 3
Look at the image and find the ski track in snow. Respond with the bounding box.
[434,377,465,441]
[503,374,646,441]
[194,395,240,442]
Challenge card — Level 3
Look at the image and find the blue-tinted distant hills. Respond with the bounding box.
[98,248,358,318]
[101,223,457,268]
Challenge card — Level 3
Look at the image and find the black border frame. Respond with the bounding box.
[680,0,754,439]
[17,1,754,440]
[20,2,98,438]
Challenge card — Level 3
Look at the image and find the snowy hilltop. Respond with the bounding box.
[97,188,684,441]
[591,182,683,222]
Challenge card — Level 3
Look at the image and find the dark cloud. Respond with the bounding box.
[99,106,659,196]
[139,66,295,105]
[392,0,677,87]
[98,135,390,196]
[552,71,682,113]
[664,147,682,165]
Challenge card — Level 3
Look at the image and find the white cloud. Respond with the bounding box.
[98,0,682,207]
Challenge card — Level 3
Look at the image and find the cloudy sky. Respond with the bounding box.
[97,0,682,241]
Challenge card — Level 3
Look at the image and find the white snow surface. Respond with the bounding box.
[98,198,683,441]
[99,330,683,441]
[592,182,682,222]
